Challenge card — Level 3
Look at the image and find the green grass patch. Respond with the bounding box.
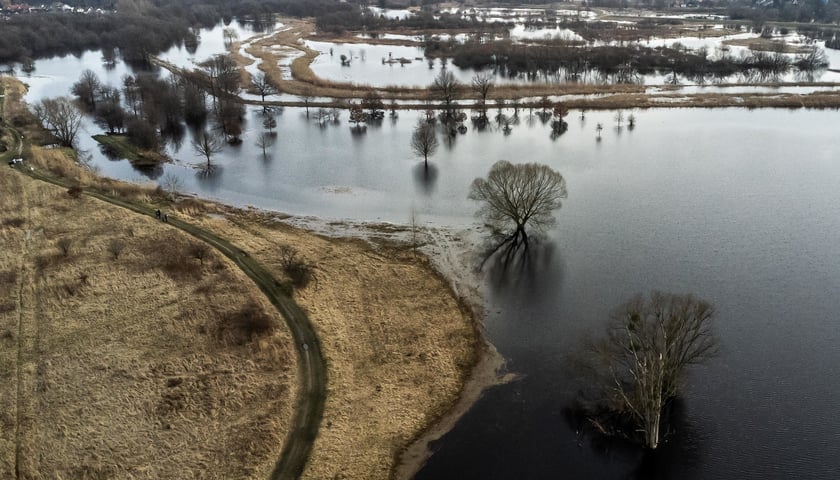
[92,134,167,166]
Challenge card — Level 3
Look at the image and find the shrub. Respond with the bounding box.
[67,185,83,198]
[108,239,125,260]
[1,217,25,228]
[215,302,277,345]
[278,246,316,289]
[56,238,72,256]
[0,270,17,285]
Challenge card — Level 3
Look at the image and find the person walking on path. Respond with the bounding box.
[155,209,161,219]
[162,212,169,223]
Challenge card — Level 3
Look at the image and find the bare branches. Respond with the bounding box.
[192,131,224,173]
[251,72,278,102]
[579,292,717,449]
[468,161,567,248]
[410,121,438,168]
[33,97,83,147]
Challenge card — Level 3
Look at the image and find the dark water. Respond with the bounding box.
[15,48,840,479]
[414,110,840,479]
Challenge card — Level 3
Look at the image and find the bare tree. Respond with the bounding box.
[577,292,717,449]
[299,87,314,117]
[256,132,274,159]
[71,69,101,110]
[471,72,493,115]
[251,72,278,103]
[361,91,385,118]
[160,173,183,200]
[200,54,240,104]
[223,27,239,48]
[263,114,277,135]
[217,98,244,143]
[431,69,460,122]
[468,161,567,251]
[33,97,83,147]
[192,131,224,173]
[348,102,366,131]
[410,121,438,169]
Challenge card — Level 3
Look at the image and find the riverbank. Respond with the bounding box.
[3,75,499,479]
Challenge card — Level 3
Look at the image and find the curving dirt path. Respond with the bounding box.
[1,124,325,480]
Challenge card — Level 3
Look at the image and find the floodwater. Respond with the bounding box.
[10,21,840,480]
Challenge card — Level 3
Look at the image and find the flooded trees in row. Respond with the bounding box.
[573,292,718,449]
[469,161,567,259]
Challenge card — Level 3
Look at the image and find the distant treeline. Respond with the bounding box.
[316,8,508,34]
[438,40,829,83]
[0,0,346,63]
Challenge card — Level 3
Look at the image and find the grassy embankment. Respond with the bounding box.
[0,79,299,479]
[92,134,168,166]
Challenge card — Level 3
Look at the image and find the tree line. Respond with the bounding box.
[0,0,347,63]
[429,39,828,84]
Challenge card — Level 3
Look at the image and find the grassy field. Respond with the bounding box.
[179,209,480,480]
[0,157,298,479]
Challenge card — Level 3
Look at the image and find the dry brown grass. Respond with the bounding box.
[722,37,814,53]
[0,154,298,479]
[179,209,480,480]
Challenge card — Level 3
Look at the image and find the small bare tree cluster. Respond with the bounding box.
[576,292,717,449]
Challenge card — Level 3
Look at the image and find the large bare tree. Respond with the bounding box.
[33,97,83,147]
[468,161,567,250]
[579,292,717,449]
[410,121,438,169]
[251,72,278,103]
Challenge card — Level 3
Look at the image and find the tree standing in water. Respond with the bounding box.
[410,121,438,169]
[468,160,567,254]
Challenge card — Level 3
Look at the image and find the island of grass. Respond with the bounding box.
[93,133,168,166]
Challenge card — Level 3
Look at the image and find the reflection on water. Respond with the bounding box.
[412,162,439,195]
